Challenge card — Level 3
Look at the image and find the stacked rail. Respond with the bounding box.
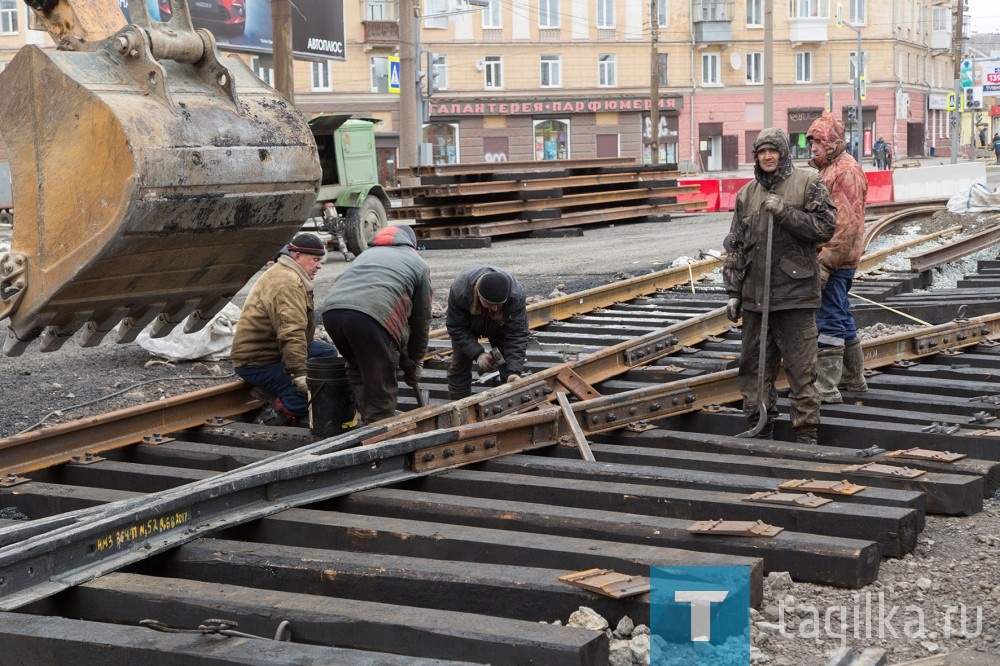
[389,160,708,240]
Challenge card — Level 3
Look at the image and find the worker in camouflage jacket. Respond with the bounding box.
[723,128,837,445]
[807,113,869,405]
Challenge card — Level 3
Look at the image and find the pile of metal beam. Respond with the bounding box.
[389,158,708,241]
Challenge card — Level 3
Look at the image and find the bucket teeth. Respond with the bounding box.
[116,310,160,344]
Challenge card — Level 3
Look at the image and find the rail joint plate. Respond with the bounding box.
[743,491,832,508]
[558,568,650,599]
[778,479,866,495]
[842,463,926,478]
[885,447,966,463]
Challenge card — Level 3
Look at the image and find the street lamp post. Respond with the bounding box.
[837,5,864,163]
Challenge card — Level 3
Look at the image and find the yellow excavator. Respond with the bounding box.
[0,0,321,355]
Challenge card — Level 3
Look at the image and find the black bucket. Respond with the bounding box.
[306,356,358,438]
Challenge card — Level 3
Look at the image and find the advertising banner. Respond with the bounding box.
[975,59,1000,93]
[120,0,345,60]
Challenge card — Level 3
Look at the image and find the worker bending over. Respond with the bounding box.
[445,266,529,400]
[321,225,432,423]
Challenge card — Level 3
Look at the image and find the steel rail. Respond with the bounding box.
[413,200,704,239]
[5,307,998,609]
[400,157,638,177]
[0,409,563,610]
[392,170,677,199]
[397,184,699,219]
[857,226,963,273]
[861,205,946,252]
[908,219,1000,273]
[0,381,258,476]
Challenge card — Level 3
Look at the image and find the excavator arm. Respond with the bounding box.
[0,0,320,355]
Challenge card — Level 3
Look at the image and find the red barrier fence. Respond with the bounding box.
[865,170,894,204]
[678,179,721,212]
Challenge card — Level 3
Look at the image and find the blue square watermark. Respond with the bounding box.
[650,566,751,666]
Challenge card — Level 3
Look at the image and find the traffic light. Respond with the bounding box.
[965,86,983,109]
[426,52,442,96]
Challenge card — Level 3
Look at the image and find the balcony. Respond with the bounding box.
[931,27,952,50]
[788,17,828,44]
[692,0,734,43]
[363,20,399,46]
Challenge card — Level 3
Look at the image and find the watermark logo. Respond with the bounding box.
[651,566,751,666]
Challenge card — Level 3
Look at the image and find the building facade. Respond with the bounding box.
[0,0,972,180]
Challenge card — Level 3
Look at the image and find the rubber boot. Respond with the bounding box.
[794,426,818,445]
[814,346,845,404]
[254,398,295,426]
[747,414,774,440]
[839,338,869,392]
[448,383,472,401]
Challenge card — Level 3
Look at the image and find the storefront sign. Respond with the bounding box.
[429,96,683,118]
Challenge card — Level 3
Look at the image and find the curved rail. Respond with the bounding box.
[862,205,946,253]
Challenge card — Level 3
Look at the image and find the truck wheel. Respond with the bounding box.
[344,195,387,257]
[0,211,11,227]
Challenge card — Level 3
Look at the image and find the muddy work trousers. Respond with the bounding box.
[739,308,821,429]
[322,309,400,424]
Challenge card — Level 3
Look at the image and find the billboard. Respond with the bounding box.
[118,0,345,61]
[975,59,1000,93]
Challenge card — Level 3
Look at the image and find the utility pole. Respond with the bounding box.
[950,0,964,164]
[272,0,293,102]
[763,0,773,128]
[649,0,660,164]
[836,5,864,163]
[399,0,418,172]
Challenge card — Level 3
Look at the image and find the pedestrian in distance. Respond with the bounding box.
[723,128,837,445]
[873,137,887,171]
[445,266,529,400]
[807,113,869,405]
[993,133,1000,165]
[231,233,338,426]
[320,225,432,424]
[980,126,988,149]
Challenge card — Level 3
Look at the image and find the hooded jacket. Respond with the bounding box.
[723,128,837,312]
[320,225,433,364]
[230,255,317,377]
[807,113,868,270]
[446,266,529,376]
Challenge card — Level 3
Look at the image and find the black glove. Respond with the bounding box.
[399,357,422,384]
[726,297,742,322]
[763,193,785,218]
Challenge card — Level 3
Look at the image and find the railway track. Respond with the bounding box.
[3,207,1000,664]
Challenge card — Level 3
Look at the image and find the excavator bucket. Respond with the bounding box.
[0,0,320,355]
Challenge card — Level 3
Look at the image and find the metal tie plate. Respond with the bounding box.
[778,479,866,495]
[841,463,926,479]
[0,473,30,488]
[687,519,784,537]
[884,448,966,463]
[558,568,650,599]
[743,491,832,508]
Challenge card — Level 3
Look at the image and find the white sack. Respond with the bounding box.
[135,302,241,362]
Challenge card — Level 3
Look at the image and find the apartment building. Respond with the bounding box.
[0,0,963,179]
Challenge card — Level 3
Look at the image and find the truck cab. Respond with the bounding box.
[310,115,390,258]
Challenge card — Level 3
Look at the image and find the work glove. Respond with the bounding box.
[399,357,422,384]
[763,193,785,218]
[506,374,521,384]
[292,375,308,395]
[476,352,498,374]
[726,297,742,323]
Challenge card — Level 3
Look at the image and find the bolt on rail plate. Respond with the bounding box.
[582,388,699,430]
[687,519,783,537]
[884,447,966,463]
[477,380,551,420]
[558,568,650,599]
[841,463,926,479]
[743,491,832,508]
[621,333,679,366]
[141,433,176,446]
[778,479,866,495]
[67,453,105,465]
[0,473,30,488]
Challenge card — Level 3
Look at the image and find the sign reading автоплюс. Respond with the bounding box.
[650,566,751,666]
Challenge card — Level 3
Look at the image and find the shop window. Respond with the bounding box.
[533,119,570,160]
[424,123,460,164]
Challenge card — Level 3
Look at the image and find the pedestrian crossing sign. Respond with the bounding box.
[389,57,401,95]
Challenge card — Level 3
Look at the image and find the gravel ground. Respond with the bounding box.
[3,210,1000,664]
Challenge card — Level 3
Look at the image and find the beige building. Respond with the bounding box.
[0,0,969,182]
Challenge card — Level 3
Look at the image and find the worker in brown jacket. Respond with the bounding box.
[807,113,869,404]
[723,128,837,445]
